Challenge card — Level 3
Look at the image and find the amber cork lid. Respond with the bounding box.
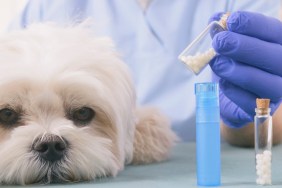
[219,12,230,29]
[256,98,270,109]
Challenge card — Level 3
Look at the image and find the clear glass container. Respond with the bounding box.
[178,14,229,75]
[254,101,272,185]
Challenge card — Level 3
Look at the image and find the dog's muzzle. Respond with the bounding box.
[32,134,68,162]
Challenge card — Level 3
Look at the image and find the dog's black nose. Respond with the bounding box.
[32,135,68,162]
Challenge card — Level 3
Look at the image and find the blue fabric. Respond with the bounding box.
[9,0,281,140]
[210,11,282,128]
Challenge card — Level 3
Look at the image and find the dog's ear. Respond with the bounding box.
[131,107,178,164]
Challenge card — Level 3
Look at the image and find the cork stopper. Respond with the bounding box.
[219,12,230,29]
[256,98,270,109]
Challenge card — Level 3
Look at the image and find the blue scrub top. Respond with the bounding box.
[10,0,281,141]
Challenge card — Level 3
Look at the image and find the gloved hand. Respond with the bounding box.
[209,11,282,128]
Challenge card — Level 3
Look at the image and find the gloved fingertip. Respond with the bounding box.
[221,116,252,128]
[208,54,218,67]
[212,31,238,54]
[219,78,229,89]
[209,56,235,78]
[219,90,254,128]
[208,12,225,24]
[219,79,238,96]
[227,11,249,32]
[209,55,226,73]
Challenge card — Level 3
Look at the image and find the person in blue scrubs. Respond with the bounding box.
[10,0,282,144]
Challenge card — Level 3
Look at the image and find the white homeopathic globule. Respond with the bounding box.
[256,150,272,185]
[180,48,216,75]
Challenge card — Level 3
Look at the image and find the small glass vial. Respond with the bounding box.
[254,98,272,185]
[178,13,229,75]
[195,82,220,186]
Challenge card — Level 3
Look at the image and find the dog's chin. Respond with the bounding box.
[40,167,67,184]
[39,171,78,185]
[24,160,69,184]
[39,172,68,185]
[42,176,65,184]
[28,160,87,184]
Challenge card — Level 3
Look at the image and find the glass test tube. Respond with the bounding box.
[178,13,229,75]
[195,82,220,186]
[254,98,272,185]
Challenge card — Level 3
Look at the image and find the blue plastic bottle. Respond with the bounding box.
[195,82,221,186]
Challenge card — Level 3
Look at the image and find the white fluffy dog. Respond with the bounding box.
[0,24,177,185]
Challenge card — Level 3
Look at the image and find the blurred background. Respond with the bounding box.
[0,0,27,32]
[0,1,281,33]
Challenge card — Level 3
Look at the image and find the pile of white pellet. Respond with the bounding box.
[180,48,216,74]
[256,150,272,185]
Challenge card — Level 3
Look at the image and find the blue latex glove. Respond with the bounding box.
[209,11,282,128]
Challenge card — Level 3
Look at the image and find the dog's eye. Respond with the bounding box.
[0,108,19,126]
[72,107,95,125]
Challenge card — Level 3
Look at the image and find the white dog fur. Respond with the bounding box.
[0,23,177,185]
